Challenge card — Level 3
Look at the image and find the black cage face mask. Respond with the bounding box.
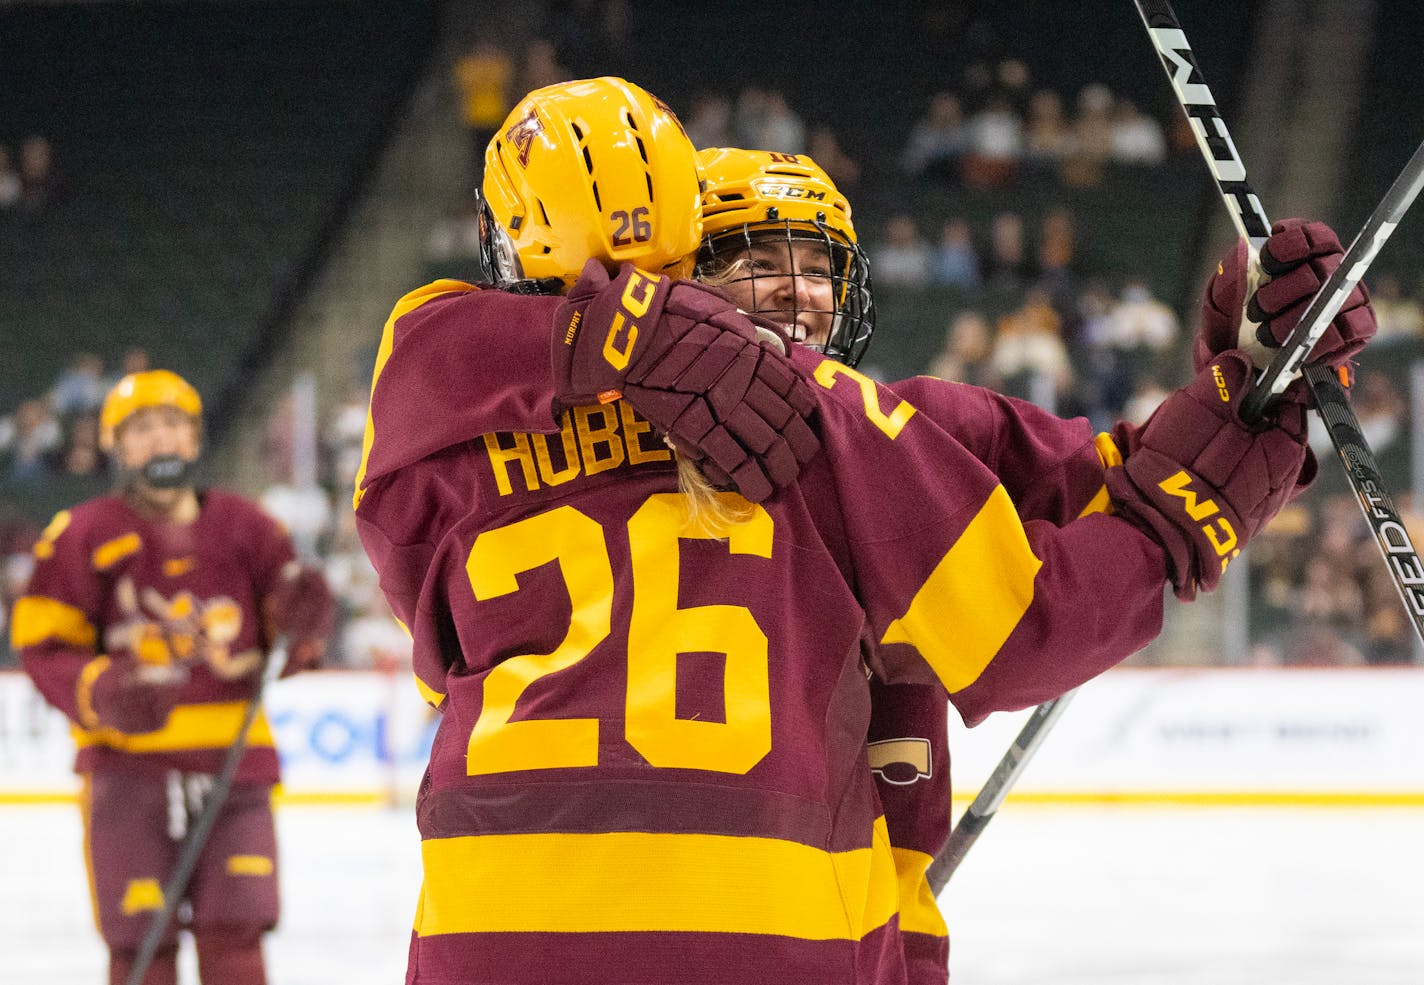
[698,220,874,368]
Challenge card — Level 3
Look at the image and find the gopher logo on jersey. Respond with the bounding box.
[104,578,260,680]
[504,106,545,167]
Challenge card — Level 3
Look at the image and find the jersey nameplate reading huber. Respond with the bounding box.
[482,401,672,497]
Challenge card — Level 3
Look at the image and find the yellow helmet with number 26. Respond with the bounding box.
[480,76,703,291]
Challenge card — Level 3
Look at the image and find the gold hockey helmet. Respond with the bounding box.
[480,76,703,290]
[99,369,202,450]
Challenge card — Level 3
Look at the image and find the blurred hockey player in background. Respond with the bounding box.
[12,369,335,985]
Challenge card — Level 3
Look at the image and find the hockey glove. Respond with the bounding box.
[86,657,188,734]
[1105,350,1315,599]
[263,561,336,674]
[553,259,821,503]
[1196,219,1376,377]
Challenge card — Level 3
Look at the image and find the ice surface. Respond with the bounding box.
[2,803,1420,984]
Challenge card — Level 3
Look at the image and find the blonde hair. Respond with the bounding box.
[675,447,754,533]
[697,255,751,288]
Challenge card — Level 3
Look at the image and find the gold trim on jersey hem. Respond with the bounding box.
[416,818,900,940]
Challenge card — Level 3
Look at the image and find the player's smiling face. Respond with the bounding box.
[114,405,199,473]
[716,238,837,348]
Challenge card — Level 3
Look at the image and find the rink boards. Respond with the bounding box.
[1,667,1422,806]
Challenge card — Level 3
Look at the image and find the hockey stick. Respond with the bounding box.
[124,644,288,985]
[929,6,1424,894]
[927,689,1076,894]
[1133,0,1424,647]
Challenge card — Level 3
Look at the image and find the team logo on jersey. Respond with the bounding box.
[868,736,932,786]
[105,579,259,679]
[505,106,545,168]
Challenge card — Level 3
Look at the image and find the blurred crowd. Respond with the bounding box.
[3,10,1420,671]
[0,134,57,214]
[898,76,1170,189]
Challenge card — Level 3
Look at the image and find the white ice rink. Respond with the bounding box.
[3,802,1421,984]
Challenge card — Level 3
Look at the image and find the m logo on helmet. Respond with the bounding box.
[649,93,687,138]
[505,106,545,168]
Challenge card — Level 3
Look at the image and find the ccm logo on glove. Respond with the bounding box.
[552,259,822,503]
[1161,361,1241,571]
[1212,364,1231,402]
[1157,471,1239,569]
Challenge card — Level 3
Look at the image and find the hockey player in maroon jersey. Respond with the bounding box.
[13,369,335,985]
[354,80,1371,984]
[690,147,1375,984]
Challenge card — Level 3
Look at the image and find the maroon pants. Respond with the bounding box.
[84,771,280,951]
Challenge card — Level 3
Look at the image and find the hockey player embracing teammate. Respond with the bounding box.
[352,78,1375,985]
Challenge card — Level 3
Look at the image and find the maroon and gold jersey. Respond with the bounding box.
[14,489,296,782]
[866,376,1115,983]
[355,283,1166,984]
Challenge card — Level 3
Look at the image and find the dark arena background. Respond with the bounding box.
[1,2,1421,983]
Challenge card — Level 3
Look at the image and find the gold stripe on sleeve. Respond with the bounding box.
[417,817,900,941]
[1075,432,1125,518]
[33,510,71,560]
[226,855,275,876]
[881,485,1043,693]
[412,671,446,709]
[1093,431,1124,469]
[1076,485,1113,518]
[91,532,141,570]
[10,595,98,650]
[74,656,111,730]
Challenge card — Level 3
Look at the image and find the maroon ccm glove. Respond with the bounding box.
[1196,218,1377,374]
[553,259,820,503]
[1106,350,1315,600]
